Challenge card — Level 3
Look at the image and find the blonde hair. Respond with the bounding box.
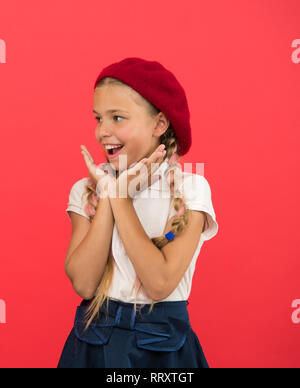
[81,77,191,332]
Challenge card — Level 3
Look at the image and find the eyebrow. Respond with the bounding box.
[93,109,129,114]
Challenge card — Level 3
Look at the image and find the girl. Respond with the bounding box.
[57,57,218,368]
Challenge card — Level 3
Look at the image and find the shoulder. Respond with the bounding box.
[66,177,92,220]
[179,172,212,201]
[68,177,91,198]
[178,172,218,241]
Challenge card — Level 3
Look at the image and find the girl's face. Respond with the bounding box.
[93,83,169,174]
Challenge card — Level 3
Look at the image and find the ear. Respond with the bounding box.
[153,112,170,137]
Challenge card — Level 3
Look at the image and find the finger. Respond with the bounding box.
[81,145,95,164]
[155,144,165,152]
[81,150,93,170]
[158,150,167,160]
[139,157,160,178]
[145,145,163,163]
[129,158,148,175]
[149,148,166,172]
[151,145,166,163]
[154,144,165,155]
[80,145,95,165]
[81,147,92,161]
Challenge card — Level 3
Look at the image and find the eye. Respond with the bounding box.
[94,115,124,122]
[113,115,124,122]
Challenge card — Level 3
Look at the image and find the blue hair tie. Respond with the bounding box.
[165,231,175,241]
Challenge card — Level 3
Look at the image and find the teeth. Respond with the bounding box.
[104,144,123,150]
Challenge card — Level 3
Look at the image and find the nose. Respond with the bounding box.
[95,122,113,142]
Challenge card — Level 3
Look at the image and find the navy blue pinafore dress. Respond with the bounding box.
[57,297,209,368]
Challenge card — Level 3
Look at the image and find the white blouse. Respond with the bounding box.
[66,158,219,304]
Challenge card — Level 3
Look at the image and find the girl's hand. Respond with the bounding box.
[80,145,116,195]
[116,144,167,199]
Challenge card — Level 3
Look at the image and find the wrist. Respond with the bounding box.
[96,181,102,197]
[109,183,132,202]
[96,178,114,199]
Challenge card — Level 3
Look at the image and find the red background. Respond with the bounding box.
[0,0,299,368]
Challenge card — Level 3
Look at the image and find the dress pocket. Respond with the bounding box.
[74,306,115,346]
[134,315,191,352]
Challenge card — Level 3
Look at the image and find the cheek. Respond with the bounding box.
[119,123,152,152]
[115,125,132,144]
[129,124,149,140]
[126,139,148,156]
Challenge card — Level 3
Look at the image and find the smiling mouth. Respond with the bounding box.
[108,145,124,155]
[105,145,125,159]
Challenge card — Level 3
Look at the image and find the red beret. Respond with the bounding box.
[93,57,191,156]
